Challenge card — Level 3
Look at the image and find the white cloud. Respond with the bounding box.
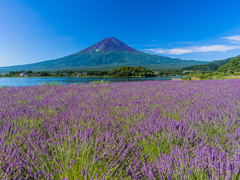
[175,41,198,44]
[128,44,138,47]
[223,35,240,42]
[144,44,158,47]
[145,45,240,55]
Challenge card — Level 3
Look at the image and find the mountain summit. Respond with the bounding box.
[81,37,136,54]
[0,37,208,72]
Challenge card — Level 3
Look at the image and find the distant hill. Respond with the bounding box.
[217,56,240,73]
[180,57,234,72]
[0,37,208,72]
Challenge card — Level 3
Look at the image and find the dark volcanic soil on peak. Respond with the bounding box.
[81,37,137,54]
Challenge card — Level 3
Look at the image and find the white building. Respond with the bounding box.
[76,73,82,77]
[20,72,29,77]
[0,73,6,77]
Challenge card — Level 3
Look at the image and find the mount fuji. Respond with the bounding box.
[0,37,208,72]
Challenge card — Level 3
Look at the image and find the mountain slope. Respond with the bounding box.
[217,56,240,72]
[81,37,137,54]
[0,37,208,72]
[180,57,234,72]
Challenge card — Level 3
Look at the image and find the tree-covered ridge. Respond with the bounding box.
[180,57,233,73]
[217,56,240,73]
[108,66,155,77]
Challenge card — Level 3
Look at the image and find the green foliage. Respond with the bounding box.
[0,85,9,89]
[8,71,24,77]
[181,70,240,81]
[87,71,109,76]
[108,66,156,77]
[227,70,234,74]
[180,57,234,73]
[40,71,50,76]
[217,56,240,73]
[40,81,62,86]
[182,72,211,81]
[89,80,110,83]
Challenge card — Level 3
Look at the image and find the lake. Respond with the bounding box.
[0,77,182,86]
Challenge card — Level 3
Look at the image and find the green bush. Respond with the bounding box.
[108,66,156,77]
[40,81,62,86]
[89,80,110,84]
[0,85,9,89]
[227,70,234,74]
[181,72,211,81]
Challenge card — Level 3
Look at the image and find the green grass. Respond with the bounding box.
[89,80,110,84]
[39,81,62,86]
[0,85,9,89]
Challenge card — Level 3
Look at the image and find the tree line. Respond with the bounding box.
[108,66,156,77]
[2,67,188,77]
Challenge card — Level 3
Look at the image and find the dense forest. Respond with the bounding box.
[180,57,234,73]
[108,66,156,77]
[86,71,109,76]
[217,56,240,73]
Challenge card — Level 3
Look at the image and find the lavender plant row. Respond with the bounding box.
[1,80,240,179]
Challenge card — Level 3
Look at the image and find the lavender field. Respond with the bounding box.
[1,80,240,179]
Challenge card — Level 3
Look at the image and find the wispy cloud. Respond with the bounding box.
[222,35,240,42]
[145,45,240,55]
[174,41,198,44]
[128,44,138,47]
[144,44,159,47]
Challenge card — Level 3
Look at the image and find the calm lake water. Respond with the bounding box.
[0,77,182,87]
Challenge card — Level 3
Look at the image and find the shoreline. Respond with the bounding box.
[0,76,182,78]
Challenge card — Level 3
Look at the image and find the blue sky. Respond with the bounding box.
[1,0,240,67]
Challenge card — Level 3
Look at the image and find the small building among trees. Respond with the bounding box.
[19,72,29,77]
